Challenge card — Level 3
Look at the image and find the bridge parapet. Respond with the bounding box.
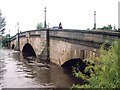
[49,29,119,45]
[11,34,17,41]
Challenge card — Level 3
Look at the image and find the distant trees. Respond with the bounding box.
[0,10,6,34]
[36,22,43,30]
[88,24,117,31]
[97,24,115,30]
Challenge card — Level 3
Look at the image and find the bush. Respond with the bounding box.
[72,39,120,88]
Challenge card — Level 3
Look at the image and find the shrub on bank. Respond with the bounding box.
[72,39,120,88]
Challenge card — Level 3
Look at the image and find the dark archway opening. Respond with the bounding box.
[61,58,86,74]
[12,44,15,49]
[61,58,87,84]
[61,58,95,77]
[22,43,36,60]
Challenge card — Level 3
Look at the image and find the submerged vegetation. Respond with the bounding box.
[72,39,120,88]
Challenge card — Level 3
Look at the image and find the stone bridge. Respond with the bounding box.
[10,29,119,66]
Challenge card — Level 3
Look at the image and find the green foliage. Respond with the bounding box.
[2,34,10,47]
[72,59,95,84]
[36,22,43,30]
[73,68,89,81]
[0,10,6,33]
[72,84,91,88]
[97,24,113,30]
[0,37,2,48]
[72,39,120,88]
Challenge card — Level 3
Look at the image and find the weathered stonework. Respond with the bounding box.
[10,29,119,66]
[50,39,98,66]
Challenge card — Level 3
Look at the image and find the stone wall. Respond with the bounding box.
[50,38,98,66]
[10,30,46,57]
[10,29,119,66]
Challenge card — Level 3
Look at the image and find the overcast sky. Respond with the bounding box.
[0,0,119,36]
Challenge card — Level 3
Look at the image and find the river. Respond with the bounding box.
[0,49,83,89]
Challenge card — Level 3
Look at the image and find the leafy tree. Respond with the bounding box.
[2,34,10,48]
[72,39,120,88]
[97,24,113,30]
[36,22,43,30]
[0,10,6,48]
[0,10,6,34]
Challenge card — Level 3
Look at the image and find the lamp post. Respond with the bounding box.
[94,11,96,30]
[44,7,47,28]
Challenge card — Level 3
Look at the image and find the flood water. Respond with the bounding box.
[0,49,82,89]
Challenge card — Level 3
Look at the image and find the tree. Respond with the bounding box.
[36,22,43,30]
[97,24,113,30]
[2,34,10,48]
[0,10,6,48]
[0,10,6,34]
[72,39,120,88]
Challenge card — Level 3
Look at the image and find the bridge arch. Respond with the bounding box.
[61,58,86,73]
[22,43,36,58]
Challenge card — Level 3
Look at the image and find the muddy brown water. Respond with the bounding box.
[0,49,83,89]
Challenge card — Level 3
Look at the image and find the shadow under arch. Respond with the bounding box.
[22,43,36,59]
[61,58,86,73]
[12,44,15,49]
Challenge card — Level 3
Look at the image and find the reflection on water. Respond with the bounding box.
[0,49,82,89]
